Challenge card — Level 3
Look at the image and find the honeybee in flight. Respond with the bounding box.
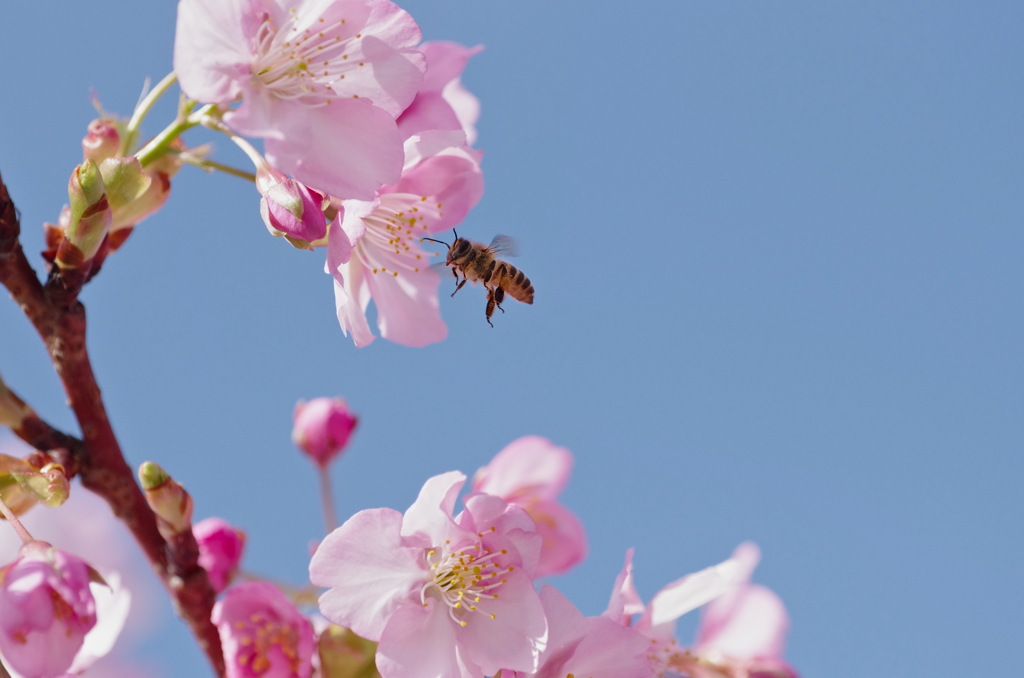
[422,232,535,327]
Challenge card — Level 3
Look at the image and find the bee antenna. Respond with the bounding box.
[421,236,450,247]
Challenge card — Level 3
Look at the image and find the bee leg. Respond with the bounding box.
[494,285,506,314]
[485,288,496,327]
[451,275,468,298]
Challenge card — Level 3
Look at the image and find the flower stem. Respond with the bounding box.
[134,103,216,168]
[122,72,179,155]
[0,495,33,544]
[318,465,338,533]
[182,156,257,183]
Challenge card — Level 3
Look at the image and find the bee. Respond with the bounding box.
[422,232,534,327]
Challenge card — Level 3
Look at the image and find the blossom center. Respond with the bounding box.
[232,613,304,675]
[251,10,364,103]
[354,193,444,279]
[420,535,513,627]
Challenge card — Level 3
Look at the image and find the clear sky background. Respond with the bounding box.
[2,1,1023,676]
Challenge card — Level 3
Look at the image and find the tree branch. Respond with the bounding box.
[0,172,225,675]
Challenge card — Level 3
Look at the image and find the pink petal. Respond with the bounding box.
[456,572,547,675]
[264,100,404,200]
[364,260,447,347]
[641,555,746,637]
[333,272,376,348]
[695,584,790,660]
[399,42,483,142]
[376,602,481,678]
[603,548,645,623]
[173,0,256,105]
[394,134,484,232]
[528,499,587,578]
[332,0,425,115]
[400,471,465,544]
[473,436,573,501]
[309,508,423,640]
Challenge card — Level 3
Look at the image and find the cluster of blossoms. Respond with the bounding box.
[38,0,484,348]
[173,0,485,347]
[1,399,799,677]
[0,0,802,676]
[207,399,800,678]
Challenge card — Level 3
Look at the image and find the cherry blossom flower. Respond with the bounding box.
[500,586,651,678]
[309,471,548,678]
[0,541,97,678]
[329,129,483,346]
[174,0,426,200]
[212,581,315,678]
[472,436,587,577]
[193,517,246,594]
[292,397,359,467]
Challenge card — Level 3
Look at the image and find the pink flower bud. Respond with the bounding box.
[212,581,314,678]
[292,398,358,467]
[0,541,97,678]
[256,167,327,249]
[193,517,246,594]
[82,119,121,163]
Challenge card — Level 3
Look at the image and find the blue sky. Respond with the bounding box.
[2,1,1023,676]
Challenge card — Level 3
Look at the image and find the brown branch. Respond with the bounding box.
[0,172,225,675]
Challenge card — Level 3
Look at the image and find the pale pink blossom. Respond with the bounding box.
[501,586,650,678]
[193,517,246,594]
[399,41,483,145]
[213,581,315,678]
[0,542,96,678]
[309,471,547,678]
[329,130,483,346]
[291,397,358,467]
[472,436,586,577]
[174,0,426,199]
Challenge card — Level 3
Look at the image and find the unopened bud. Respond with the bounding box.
[108,170,170,240]
[292,398,358,468]
[0,541,98,678]
[139,461,194,540]
[8,462,69,508]
[256,167,328,249]
[0,455,40,517]
[193,517,246,594]
[57,161,111,269]
[82,119,122,163]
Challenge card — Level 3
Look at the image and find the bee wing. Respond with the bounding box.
[489,234,520,257]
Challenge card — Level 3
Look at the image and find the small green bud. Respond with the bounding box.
[139,461,194,540]
[10,462,70,508]
[58,160,111,269]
